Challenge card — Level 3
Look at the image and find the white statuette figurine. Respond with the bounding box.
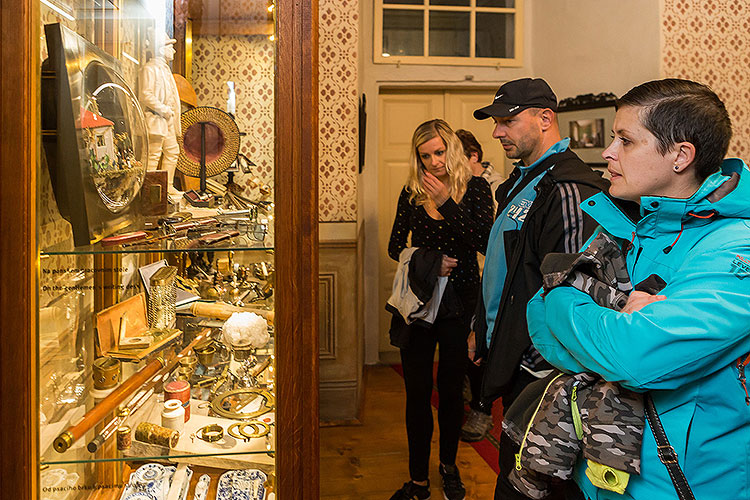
[139,32,182,197]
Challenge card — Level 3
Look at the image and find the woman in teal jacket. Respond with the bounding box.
[527,78,750,500]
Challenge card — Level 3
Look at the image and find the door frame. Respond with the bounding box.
[0,0,38,496]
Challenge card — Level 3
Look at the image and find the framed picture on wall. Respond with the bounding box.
[557,103,616,167]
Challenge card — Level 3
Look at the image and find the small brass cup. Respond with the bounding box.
[195,345,216,366]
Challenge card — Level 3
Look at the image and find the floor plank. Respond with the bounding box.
[320,365,497,499]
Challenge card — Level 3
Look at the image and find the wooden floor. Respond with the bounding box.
[320,365,498,499]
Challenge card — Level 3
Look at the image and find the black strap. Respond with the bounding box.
[644,394,696,500]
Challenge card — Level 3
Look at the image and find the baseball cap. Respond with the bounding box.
[473,78,558,120]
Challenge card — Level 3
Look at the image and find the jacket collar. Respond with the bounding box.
[583,158,750,240]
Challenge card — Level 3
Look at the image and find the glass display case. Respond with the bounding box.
[1,0,320,498]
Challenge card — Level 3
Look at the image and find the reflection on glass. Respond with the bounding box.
[37,0,280,484]
[383,10,424,57]
[383,0,423,4]
[83,63,147,213]
[429,11,469,57]
[477,0,514,6]
[476,13,514,58]
[430,0,470,5]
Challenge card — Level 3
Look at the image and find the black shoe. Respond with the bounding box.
[389,480,431,500]
[439,464,465,500]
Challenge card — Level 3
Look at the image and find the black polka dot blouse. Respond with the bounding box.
[388,176,494,296]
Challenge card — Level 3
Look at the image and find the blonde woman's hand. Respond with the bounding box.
[422,171,450,207]
[439,255,458,277]
[621,290,666,314]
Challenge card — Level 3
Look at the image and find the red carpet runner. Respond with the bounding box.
[391,364,503,474]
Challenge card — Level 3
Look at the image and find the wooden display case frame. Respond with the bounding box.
[0,0,320,498]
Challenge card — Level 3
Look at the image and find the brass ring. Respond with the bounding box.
[227,422,250,442]
[227,421,269,441]
[242,421,269,438]
[196,424,224,443]
[179,355,198,370]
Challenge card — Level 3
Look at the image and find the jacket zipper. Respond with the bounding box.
[515,372,565,470]
[571,382,584,440]
[481,181,553,396]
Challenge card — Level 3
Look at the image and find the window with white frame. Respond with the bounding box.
[374,0,522,66]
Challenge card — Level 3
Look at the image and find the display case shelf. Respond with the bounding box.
[41,239,275,256]
[42,450,275,466]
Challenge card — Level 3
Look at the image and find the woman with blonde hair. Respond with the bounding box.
[387,119,494,500]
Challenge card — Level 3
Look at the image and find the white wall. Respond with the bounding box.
[531,0,661,100]
[359,0,661,364]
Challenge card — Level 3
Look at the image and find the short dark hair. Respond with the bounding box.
[617,79,732,180]
[455,129,483,162]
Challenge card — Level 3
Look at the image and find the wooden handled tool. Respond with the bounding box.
[189,301,274,324]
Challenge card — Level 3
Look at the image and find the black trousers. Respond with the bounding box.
[400,314,470,482]
[493,369,584,500]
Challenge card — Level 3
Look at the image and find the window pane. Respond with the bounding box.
[383,10,424,57]
[384,0,423,4]
[429,11,469,57]
[476,12,514,58]
[477,0,515,6]
[430,0,470,6]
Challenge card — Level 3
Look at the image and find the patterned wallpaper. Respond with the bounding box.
[187,0,270,25]
[190,0,360,221]
[198,0,269,23]
[662,0,750,159]
[318,0,359,222]
[192,35,276,191]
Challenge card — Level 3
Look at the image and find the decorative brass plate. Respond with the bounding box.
[177,106,240,178]
[209,388,275,420]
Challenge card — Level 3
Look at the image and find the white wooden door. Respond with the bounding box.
[377,92,444,355]
[376,88,500,357]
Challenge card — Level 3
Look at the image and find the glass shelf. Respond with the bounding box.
[42,450,275,467]
[41,237,275,256]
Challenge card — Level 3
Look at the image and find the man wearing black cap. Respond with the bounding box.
[471,78,607,500]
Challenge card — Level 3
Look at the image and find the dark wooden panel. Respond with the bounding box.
[274,0,320,498]
[0,0,37,498]
[319,273,336,359]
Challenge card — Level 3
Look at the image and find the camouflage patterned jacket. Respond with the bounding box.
[503,232,644,499]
